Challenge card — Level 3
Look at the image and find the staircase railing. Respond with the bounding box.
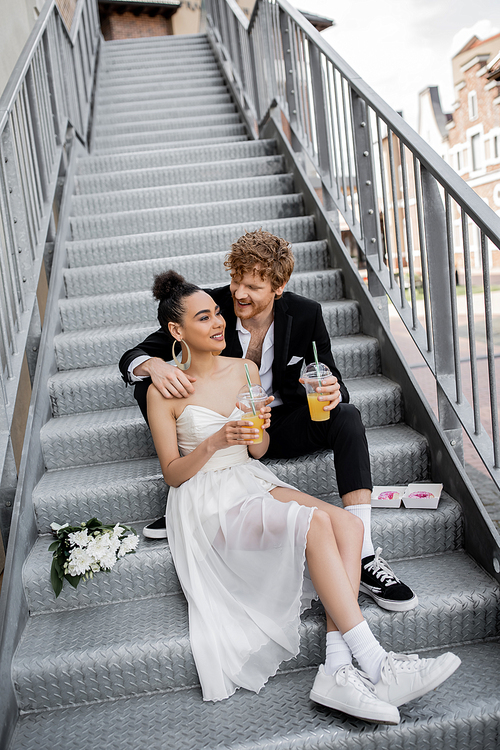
[206,0,500,492]
[0,2,99,744]
[0,0,100,544]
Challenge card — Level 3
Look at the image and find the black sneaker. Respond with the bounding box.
[143,517,167,539]
[359,548,418,612]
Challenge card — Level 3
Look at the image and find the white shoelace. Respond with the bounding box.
[364,547,401,586]
[335,664,377,695]
[379,652,421,685]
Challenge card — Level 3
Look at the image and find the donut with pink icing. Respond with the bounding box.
[377,491,400,501]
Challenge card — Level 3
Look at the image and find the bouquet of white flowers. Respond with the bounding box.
[49,517,139,597]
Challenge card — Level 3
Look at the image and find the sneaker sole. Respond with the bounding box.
[142,527,168,539]
[359,583,419,612]
[309,689,400,724]
[389,653,461,708]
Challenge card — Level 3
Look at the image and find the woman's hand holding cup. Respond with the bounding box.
[237,385,270,444]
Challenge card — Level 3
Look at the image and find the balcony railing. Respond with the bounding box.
[206,0,500,491]
[0,0,100,534]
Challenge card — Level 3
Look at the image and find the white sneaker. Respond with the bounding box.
[310,664,400,724]
[373,651,461,707]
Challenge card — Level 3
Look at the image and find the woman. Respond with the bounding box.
[147,270,460,724]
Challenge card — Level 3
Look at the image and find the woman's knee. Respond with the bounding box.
[308,508,333,540]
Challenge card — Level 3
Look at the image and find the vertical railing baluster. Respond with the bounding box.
[421,166,463,460]
[445,192,462,402]
[480,231,500,467]
[414,157,432,351]
[399,142,417,328]
[376,116,395,284]
[351,91,387,307]
[461,211,481,435]
[387,128,406,307]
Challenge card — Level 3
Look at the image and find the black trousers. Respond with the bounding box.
[134,381,372,497]
[266,403,372,498]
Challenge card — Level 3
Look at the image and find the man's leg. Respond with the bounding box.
[267,403,417,611]
[134,379,169,539]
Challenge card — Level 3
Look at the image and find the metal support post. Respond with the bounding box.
[351,90,388,321]
[420,166,464,463]
[279,8,302,157]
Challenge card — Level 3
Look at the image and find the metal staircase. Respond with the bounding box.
[4,31,500,749]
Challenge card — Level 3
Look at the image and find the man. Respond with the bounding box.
[119,230,417,612]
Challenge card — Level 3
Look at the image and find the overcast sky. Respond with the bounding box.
[292,0,500,128]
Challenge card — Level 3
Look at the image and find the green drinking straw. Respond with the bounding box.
[244,362,257,416]
[312,341,322,387]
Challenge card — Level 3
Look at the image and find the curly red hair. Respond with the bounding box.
[224,229,295,291]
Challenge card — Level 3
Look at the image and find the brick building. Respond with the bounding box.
[419,33,500,283]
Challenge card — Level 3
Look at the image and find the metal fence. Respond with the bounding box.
[0,0,100,507]
[206,0,500,490]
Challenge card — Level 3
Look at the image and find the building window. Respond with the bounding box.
[471,133,482,171]
[468,91,478,120]
[494,135,499,159]
[456,150,462,171]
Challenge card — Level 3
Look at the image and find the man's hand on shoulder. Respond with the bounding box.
[134,357,196,399]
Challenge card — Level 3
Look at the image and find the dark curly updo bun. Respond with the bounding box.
[152,270,200,331]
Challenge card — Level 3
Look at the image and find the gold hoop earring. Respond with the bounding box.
[172,339,192,371]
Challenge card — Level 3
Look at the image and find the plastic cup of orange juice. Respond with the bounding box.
[237,384,268,443]
[302,363,332,421]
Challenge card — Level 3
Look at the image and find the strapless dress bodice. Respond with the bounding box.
[176,404,251,472]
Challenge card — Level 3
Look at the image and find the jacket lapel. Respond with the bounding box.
[216,287,243,358]
[272,296,292,392]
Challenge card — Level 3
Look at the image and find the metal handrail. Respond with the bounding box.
[0,0,100,498]
[206,0,500,489]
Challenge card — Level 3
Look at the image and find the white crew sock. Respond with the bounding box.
[324,630,352,675]
[346,503,375,559]
[342,620,387,684]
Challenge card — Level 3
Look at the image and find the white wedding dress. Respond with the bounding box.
[166,404,318,702]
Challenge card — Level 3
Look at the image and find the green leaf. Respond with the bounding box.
[48,541,60,552]
[50,560,63,598]
[65,574,81,589]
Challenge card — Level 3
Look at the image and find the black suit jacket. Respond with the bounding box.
[119,286,349,412]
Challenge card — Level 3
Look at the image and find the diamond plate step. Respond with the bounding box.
[97,61,222,82]
[53,299,359,371]
[58,270,342,331]
[101,48,212,63]
[95,134,249,157]
[266,423,429,492]
[47,361,399,422]
[69,193,303,241]
[93,84,230,109]
[12,552,499,711]
[93,112,242,144]
[96,71,225,97]
[39,394,427,478]
[93,124,249,155]
[330,335,380,378]
[11,642,500,750]
[26,496,464,613]
[66,215,314,267]
[101,33,208,51]
[33,457,165,534]
[94,92,233,118]
[70,174,295,217]
[54,322,157,371]
[73,154,285,195]
[98,59,219,80]
[76,139,278,176]
[93,102,238,130]
[63,240,328,297]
